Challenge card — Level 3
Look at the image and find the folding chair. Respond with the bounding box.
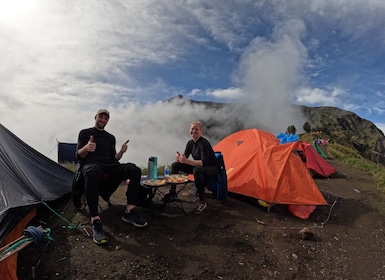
[72,163,121,210]
[207,151,228,203]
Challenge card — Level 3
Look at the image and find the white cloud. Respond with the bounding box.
[232,19,309,133]
[206,87,243,100]
[0,1,199,106]
[1,0,385,167]
[295,87,347,107]
[186,1,256,51]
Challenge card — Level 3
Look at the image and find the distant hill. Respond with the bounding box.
[167,95,385,165]
[301,106,385,165]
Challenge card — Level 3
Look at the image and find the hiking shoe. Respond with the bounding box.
[121,209,148,228]
[91,219,108,245]
[192,201,207,214]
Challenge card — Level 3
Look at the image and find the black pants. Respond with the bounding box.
[81,162,141,217]
[171,162,218,201]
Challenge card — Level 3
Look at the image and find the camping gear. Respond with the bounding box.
[288,204,317,219]
[0,123,73,280]
[0,226,52,262]
[57,141,78,163]
[275,133,336,177]
[147,156,158,179]
[207,151,228,202]
[213,129,327,212]
[142,175,190,214]
[312,141,328,158]
[302,142,336,177]
[276,132,299,144]
[72,163,122,209]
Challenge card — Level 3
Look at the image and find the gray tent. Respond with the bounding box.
[0,123,73,243]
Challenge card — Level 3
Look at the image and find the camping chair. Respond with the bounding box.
[192,151,228,203]
[72,163,121,210]
[207,151,228,202]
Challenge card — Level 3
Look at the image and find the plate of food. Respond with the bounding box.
[164,174,189,184]
[143,179,166,187]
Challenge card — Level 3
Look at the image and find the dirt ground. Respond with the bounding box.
[17,157,385,280]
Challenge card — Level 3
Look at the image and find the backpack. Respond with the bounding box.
[207,151,228,202]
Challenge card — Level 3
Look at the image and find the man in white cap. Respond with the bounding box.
[75,109,147,245]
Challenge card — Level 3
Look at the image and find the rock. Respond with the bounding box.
[299,227,313,240]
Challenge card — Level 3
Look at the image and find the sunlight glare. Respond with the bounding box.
[0,0,37,21]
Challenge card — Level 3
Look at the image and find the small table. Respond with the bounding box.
[141,175,190,215]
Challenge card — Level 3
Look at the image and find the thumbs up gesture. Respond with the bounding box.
[86,135,96,152]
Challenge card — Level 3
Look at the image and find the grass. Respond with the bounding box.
[300,132,385,192]
[327,143,385,191]
[61,162,76,172]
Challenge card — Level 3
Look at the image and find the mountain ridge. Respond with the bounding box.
[167,96,385,165]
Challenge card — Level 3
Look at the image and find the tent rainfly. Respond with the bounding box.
[0,123,73,280]
[213,128,327,209]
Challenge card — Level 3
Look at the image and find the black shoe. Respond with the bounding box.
[91,219,108,245]
[121,209,148,228]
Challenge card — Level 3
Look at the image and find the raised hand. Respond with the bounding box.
[120,140,129,153]
[179,154,187,163]
[86,135,96,152]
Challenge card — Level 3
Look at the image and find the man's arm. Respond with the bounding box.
[115,140,129,160]
[77,133,96,159]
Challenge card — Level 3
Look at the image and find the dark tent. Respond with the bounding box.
[58,142,78,163]
[0,123,73,279]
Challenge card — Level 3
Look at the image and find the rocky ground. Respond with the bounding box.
[17,158,385,280]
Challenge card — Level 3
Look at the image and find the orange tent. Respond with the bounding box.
[213,129,327,206]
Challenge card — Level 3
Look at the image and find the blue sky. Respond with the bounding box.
[1,0,385,166]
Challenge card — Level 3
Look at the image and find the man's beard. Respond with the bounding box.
[95,122,106,130]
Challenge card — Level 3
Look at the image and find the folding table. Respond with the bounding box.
[141,175,190,215]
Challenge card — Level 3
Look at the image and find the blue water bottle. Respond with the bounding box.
[164,164,170,178]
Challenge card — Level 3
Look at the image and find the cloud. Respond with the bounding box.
[2,0,385,167]
[0,4,318,166]
[295,87,347,106]
[232,19,309,132]
[205,87,243,100]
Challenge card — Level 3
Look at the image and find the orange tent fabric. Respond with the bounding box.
[0,208,36,280]
[213,129,327,205]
